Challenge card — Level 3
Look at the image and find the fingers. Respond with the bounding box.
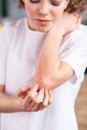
[77,16,81,25]
[43,89,49,107]
[27,89,52,112]
[37,89,52,111]
[73,15,81,30]
[27,88,44,111]
[27,84,38,97]
[48,90,52,104]
[16,86,31,98]
[17,84,53,112]
[74,14,81,25]
[37,89,49,111]
[24,88,52,112]
[22,84,38,108]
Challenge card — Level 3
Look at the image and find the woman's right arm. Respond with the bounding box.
[0,84,52,112]
[0,84,23,113]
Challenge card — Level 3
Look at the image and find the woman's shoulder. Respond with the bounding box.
[62,24,87,48]
[63,24,87,44]
[1,18,26,33]
[75,24,87,36]
[69,24,87,39]
[0,18,26,47]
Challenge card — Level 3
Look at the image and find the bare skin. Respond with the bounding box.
[33,13,81,90]
[0,12,81,112]
[17,84,52,111]
[0,0,82,113]
[0,84,52,112]
[17,12,81,112]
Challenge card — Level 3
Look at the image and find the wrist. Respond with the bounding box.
[15,98,27,112]
[50,24,65,37]
[12,98,24,112]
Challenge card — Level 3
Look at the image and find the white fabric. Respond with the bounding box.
[0,18,87,130]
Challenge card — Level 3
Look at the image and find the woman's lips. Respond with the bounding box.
[35,19,51,26]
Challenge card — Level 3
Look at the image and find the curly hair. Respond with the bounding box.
[18,0,87,13]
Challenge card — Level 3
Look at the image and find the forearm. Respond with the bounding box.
[34,30,63,77]
[38,30,63,73]
[34,31,74,90]
[0,92,23,113]
[34,62,74,90]
[33,31,62,89]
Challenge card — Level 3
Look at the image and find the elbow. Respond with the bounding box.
[40,70,70,90]
[40,73,59,90]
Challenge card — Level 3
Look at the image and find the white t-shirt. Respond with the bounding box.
[0,18,87,130]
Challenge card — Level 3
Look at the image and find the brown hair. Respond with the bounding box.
[18,0,87,13]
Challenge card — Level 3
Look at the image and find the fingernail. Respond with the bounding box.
[35,84,38,88]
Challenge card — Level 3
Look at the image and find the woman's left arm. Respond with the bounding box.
[33,13,81,90]
[33,30,74,90]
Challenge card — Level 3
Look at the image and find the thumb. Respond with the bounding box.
[16,86,31,97]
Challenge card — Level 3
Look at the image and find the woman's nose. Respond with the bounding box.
[38,2,49,16]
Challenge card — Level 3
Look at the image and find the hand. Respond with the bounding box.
[16,84,52,112]
[17,85,31,99]
[51,12,81,36]
[62,12,81,34]
[36,88,52,111]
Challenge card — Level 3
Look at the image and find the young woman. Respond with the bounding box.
[0,0,87,130]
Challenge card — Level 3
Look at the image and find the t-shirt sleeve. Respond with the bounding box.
[60,27,87,82]
[0,25,10,84]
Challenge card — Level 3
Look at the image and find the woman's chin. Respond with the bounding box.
[36,27,50,32]
[28,23,52,32]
